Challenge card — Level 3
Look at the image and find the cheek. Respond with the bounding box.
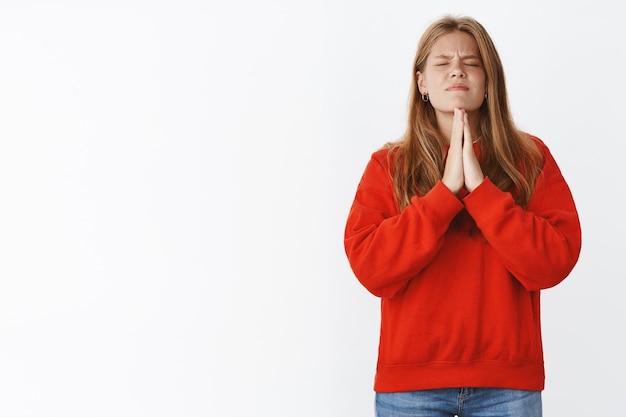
[425,74,447,92]
[473,71,487,87]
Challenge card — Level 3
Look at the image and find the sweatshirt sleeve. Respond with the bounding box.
[344,150,464,298]
[463,139,582,291]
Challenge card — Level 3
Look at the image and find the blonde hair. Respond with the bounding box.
[388,15,543,211]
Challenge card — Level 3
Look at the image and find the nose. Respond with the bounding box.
[450,61,465,78]
[451,68,465,78]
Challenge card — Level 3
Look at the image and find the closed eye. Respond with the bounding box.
[464,59,482,67]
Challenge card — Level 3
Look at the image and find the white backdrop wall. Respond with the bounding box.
[0,1,621,416]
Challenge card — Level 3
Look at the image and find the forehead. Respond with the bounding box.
[429,31,480,57]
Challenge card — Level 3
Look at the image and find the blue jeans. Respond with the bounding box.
[375,388,542,417]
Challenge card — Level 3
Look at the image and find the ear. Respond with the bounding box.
[416,71,427,95]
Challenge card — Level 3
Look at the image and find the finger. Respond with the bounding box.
[462,111,472,148]
[450,108,464,147]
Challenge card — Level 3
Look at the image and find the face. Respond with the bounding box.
[417,31,486,116]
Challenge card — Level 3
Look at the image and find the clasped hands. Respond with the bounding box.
[442,108,485,195]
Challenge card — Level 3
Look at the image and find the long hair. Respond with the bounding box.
[388,15,543,212]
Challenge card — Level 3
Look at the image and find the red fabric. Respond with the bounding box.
[344,136,581,392]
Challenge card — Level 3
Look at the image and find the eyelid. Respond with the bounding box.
[434,62,480,67]
[433,59,480,64]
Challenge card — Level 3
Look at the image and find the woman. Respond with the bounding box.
[343,15,581,417]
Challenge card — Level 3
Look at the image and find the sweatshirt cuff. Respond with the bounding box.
[463,177,511,219]
[414,181,465,226]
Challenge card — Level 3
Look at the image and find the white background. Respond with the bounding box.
[0,1,621,416]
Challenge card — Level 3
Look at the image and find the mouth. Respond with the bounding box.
[446,84,469,91]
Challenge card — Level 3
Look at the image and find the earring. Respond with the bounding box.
[421,94,429,102]
[484,92,488,100]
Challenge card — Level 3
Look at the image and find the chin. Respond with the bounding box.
[449,101,482,112]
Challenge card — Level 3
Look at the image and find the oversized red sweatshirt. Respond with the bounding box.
[344,135,581,392]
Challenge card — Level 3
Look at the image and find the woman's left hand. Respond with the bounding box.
[461,111,485,192]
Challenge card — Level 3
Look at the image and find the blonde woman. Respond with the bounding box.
[344,15,581,417]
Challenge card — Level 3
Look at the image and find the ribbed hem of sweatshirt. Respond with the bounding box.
[373,360,545,392]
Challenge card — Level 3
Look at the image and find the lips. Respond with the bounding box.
[446,84,469,91]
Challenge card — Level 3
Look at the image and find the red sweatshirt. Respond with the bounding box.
[344,135,581,392]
